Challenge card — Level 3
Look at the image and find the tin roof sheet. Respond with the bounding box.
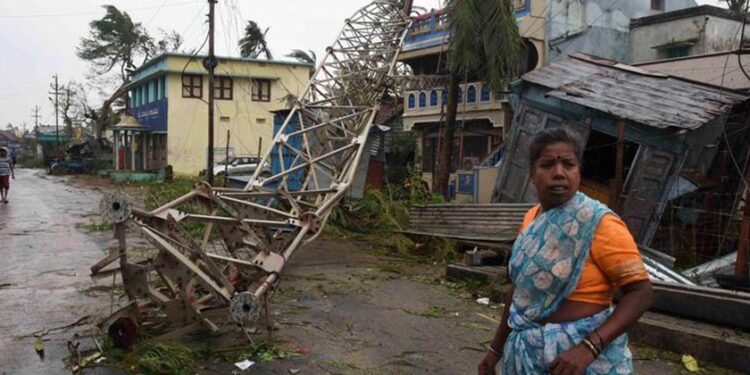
[522,53,749,129]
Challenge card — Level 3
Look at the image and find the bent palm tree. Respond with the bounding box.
[433,0,523,197]
[239,20,272,59]
[286,49,316,65]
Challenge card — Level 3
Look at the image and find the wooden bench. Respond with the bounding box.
[399,203,534,251]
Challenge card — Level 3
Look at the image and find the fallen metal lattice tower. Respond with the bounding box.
[93,1,411,341]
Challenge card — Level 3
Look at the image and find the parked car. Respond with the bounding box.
[213,156,270,176]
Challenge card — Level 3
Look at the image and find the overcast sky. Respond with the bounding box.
[0,0,722,130]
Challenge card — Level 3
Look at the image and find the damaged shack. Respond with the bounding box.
[492,53,750,268]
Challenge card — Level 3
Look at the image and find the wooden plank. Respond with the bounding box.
[648,280,750,330]
[397,230,518,243]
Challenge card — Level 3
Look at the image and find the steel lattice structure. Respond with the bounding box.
[93,1,411,336]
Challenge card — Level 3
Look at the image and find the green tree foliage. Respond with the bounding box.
[76,5,154,83]
[286,49,316,65]
[76,5,183,140]
[433,0,523,197]
[239,20,273,59]
[725,0,749,12]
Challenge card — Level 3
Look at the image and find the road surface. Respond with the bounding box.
[0,169,111,374]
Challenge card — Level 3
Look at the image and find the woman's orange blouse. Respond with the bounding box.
[519,205,650,306]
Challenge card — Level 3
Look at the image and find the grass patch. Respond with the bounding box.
[102,342,196,375]
[85,220,113,232]
[144,178,199,211]
[404,306,448,319]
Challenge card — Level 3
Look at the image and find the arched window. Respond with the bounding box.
[442,91,448,106]
[430,90,438,106]
[419,92,427,107]
[467,85,477,103]
[480,86,491,102]
[408,93,416,109]
[456,86,463,103]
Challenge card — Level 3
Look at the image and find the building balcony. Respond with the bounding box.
[402,82,506,131]
[401,1,532,60]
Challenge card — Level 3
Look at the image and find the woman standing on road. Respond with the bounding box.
[0,147,15,204]
[478,128,653,375]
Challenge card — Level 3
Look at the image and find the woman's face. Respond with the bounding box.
[531,142,581,209]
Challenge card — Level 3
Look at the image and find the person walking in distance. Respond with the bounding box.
[0,147,15,204]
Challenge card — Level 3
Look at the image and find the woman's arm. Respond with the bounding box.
[478,286,514,375]
[593,279,652,346]
[549,279,653,375]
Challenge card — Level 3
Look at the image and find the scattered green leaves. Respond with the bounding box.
[85,219,113,232]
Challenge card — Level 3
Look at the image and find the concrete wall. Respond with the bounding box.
[631,15,749,63]
[164,55,311,175]
[635,51,750,89]
[547,0,697,63]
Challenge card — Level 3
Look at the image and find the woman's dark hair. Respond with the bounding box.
[528,127,584,170]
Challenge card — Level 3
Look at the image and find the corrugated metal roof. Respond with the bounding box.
[522,53,749,129]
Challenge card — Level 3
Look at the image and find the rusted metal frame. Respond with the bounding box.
[205,194,273,254]
[253,224,313,300]
[288,109,370,137]
[315,67,390,85]
[342,25,402,45]
[314,116,377,220]
[217,188,338,199]
[182,214,292,227]
[218,195,297,220]
[150,190,200,216]
[200,208,218,248]
[303,95,346,106]
[296,108,322,190]
[207,253,263,269]
[141,227,232,301]
[280,141,331,173]
[165,215,235,295]
[285,141,335,178]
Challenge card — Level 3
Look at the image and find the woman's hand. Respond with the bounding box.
[478,350,500,375]
[549,343,596,375]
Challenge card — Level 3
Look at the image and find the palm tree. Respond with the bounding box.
[286,49,316,65]
[432,0,523,197]
[725,0,749,12]
[239,20,273,59]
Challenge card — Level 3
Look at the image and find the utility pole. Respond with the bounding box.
[31,106,41,129]
[203,0,218,185]
[49,74,61,150]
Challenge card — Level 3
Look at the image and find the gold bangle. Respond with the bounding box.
[581,338,600,357]
[487,344,502,357]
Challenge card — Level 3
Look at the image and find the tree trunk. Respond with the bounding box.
[403,0,414,14]
[433,73,459,198]
[95,82,130,140]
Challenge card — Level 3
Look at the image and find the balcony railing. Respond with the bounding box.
[403,82,501,116]
[402,1,532,53]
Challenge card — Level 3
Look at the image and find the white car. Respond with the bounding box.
[213,156,270,176]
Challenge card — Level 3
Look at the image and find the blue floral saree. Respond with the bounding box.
[501,192,633,374]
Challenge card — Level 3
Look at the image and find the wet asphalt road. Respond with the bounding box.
[0,169,110,374]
